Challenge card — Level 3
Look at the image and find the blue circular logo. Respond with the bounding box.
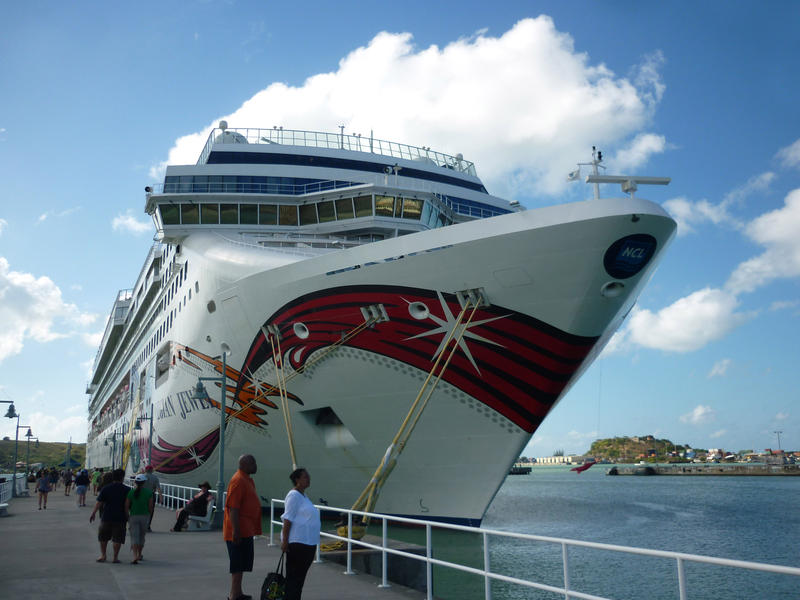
[603,234,657,279]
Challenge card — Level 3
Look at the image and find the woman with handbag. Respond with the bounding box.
[280,468,320,600]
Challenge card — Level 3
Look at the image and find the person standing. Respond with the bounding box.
[91,468,103,495]
[35,470,51,510]
[89,468,130,563]
[281,468,320,600]
[142,464,162,531]
[64,468,74,496]
[223,454,262,600]
[75,469,91,507]
[125,474,154,564]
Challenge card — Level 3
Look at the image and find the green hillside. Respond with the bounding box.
[589,436,693,462]
[0,438,86,471]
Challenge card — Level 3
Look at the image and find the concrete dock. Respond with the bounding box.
[0,488,426,600]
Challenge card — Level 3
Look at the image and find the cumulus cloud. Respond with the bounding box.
[611,133,667,171]
[708,358,731,378]
[770,299,800,312]
[621,288,749,353]
[0,218,6,236]
[0,257,98,363]
[112,211,152,235]
[726,188,800,294]
[22,412,87,443]
[776,138,800,169]
[775,412,789,421]
[709,429,727,439]
[150,18,665,199]
[680,405,715,425]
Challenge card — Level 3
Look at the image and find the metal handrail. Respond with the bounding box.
[197,127,477,176]
[268,498,800,600]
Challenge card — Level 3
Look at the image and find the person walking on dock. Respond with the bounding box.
[89,468,130,563]
[281,468,321,600]
[142,464,161,531]
[35,470,51,510]
[126,474,154,564]
[223,454,262,600]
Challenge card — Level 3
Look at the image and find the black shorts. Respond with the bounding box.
[226,537,254,573]
[98,521,126,544]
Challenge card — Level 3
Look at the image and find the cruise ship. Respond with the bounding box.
[86,123,676,524]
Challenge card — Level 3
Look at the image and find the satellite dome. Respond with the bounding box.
[214,130,248,144]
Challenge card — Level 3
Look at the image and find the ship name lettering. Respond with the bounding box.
[621,247,646,258]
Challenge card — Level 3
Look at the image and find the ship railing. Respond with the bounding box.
[139,480,227,513]
[197,127,477,176]
[268,498,800,600]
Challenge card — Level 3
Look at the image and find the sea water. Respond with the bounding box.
[429,466,800,599]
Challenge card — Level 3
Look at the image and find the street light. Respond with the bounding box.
[104,432,124,469]
[191,347,229,530]
[134,405,154,466]
[24,430,37,494]
[3,403,29,499]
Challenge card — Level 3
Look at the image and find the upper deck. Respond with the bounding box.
[197,125,477,177]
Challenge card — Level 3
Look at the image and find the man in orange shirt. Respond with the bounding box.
[223,454,262,600]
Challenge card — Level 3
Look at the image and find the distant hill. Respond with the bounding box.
[588,436,694,462]
[0,438,86,471]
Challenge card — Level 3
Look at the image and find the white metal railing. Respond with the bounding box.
[0,473,27,500]
[0,477,13,504]
[133,481,226,513]
[268,499,800,600]
[197,127,477,176]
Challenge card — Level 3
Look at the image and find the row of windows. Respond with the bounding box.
[159,194,453,229]
[163,175,358,195]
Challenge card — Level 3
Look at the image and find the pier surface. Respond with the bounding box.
[0,488,425,600]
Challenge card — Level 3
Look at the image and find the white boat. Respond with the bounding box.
[86,124,676,524]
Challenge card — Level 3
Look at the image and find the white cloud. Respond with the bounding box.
[623,287,748,353]
[151,18,665,198]
[708,358,731,378]
[0,218,6,236]
[776,138,800,169]
[82,330,104,347]
[775,412,789,421]
[726,188,800,294]
[0,257,98,363]
[770,299,799,312]
[35,207,81,225]
[611,133,667,171]
[709,429,727,439]
[680,405,715,425]
[22,412,87,443]
[112,211,152,235]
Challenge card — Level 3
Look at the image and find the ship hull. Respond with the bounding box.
[87,196,675,524]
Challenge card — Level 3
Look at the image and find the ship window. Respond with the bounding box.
[299,203,318,225]
[160,204,180,225]
[220,204,238,224]
[240,204,258,224]
[181,204,199,224]
[375,195,395,217]
[402,198,423,220]
[335,198,354,220]
[201,203,219,224]
[259,204,277,225]
[421,201,432,225]
[192,175,208,193]
[209,175,223,193]
[279,205,298,226]
[179,175,193,193]
[317,201,335,223]
[354,195,373,217]
[428,207,439,228]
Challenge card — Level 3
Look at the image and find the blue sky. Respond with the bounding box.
[1,1,798,456]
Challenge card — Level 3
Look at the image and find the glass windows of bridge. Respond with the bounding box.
[160,204,180,225]
[354,195,373,218]
[259,204,277,225]
[220,204,238,224]
[336,198,354,220]
[375,195,395,217]
[317,200,335,223]
[299,203,318,226]
[240,204,258,225]
[201,203,219,224]
[401,198,423,220]
[279,205,298,226]
[181,204,199,224]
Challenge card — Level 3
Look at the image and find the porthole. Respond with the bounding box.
[207,300,217,313]
[293,322,310,339]
[408,302,429,320]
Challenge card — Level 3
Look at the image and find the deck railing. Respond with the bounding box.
[197,127,477,176]
[267,498,800,600]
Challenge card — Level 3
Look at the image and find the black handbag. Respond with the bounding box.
[261,552,286,600]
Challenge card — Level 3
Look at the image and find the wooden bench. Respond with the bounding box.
[186,500,214,531]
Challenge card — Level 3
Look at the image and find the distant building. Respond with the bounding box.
[534,454,583,465]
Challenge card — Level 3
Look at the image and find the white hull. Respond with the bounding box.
[87,196,674,524]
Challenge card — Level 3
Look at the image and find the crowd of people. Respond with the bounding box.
[20,457,321,599]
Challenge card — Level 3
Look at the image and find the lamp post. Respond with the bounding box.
[134,404,154,466]
[3,403,29,498]
[104,432,123,469]
[25,430,37,494]
[192,349,228,530]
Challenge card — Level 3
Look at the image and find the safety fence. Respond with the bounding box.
[267,498,800,600]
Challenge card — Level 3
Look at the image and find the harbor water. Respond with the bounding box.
[374,465,800,599]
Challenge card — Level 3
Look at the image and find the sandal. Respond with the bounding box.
[96,557,106,563]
